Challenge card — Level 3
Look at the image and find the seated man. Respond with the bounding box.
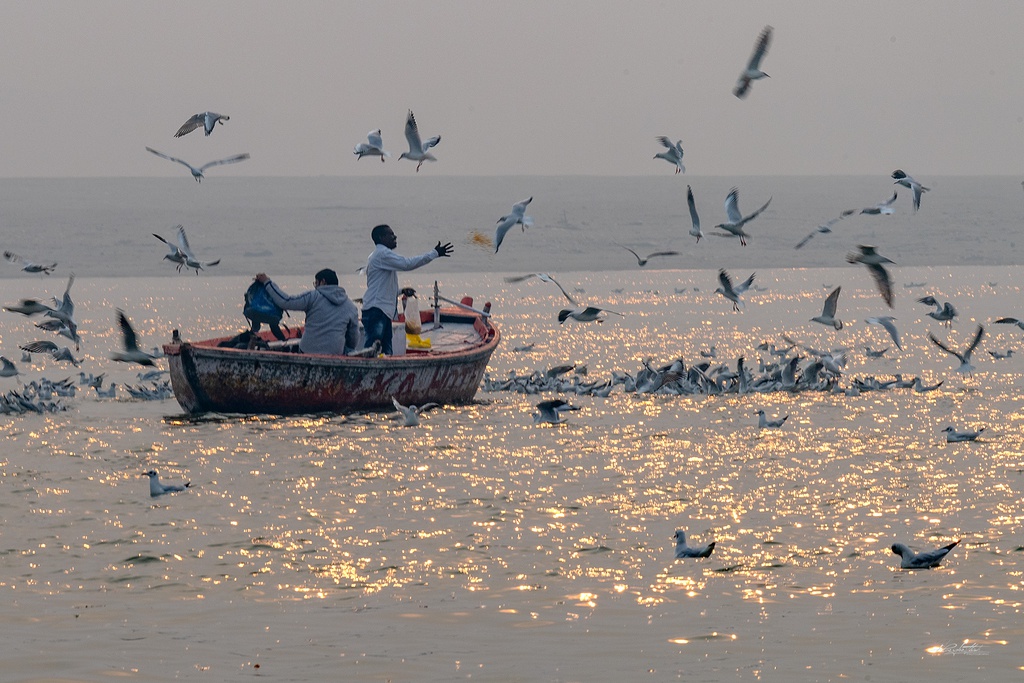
[254,269,359,355]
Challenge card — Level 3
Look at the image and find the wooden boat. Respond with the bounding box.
[163,293,499,415]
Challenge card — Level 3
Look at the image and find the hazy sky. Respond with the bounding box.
[5,1,1024,178]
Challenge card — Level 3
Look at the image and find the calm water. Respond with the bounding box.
[2,177,1023,681]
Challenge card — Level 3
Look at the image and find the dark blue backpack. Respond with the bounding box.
[244,281,284,325]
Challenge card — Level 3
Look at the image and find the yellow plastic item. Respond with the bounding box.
[407,333,432,349]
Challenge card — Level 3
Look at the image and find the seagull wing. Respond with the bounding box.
[146,147,195,172]
[746,25,772,71]
[199,153,250,171]
[117,309,142,352]
[404,109,423,152]
[744,196,773,223]
[176,226,196,260]
[621,246,642,265]
[655,136,675,150]
[928,332,964,363]
[686,185,701,231]
[511,196,532,217]
[543,274,578,305]
[174,113,204,138]
[868,263,894,308]
[964,324,985,358]
[995,317,1022,324]
[645,250,680,259]
[494,215,516,253]
[422,135,441,151]
[724,188,742,224]
[718,269,736,296]
[822,286,841,317]
[367,129,384,149]
[3,250,22,264]
[735,272,755,294]
[794,231,816,249]
[20,340,58,353]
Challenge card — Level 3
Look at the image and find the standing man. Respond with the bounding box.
[255,269,360,355]
[362,224,453,354]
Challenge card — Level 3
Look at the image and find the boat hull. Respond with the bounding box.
[164,311,498,415]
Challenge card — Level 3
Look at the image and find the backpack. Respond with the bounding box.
[244,280,284,325]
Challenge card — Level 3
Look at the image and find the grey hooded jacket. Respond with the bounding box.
[262,281,360,355]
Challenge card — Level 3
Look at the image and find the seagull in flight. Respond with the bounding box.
[505,272,577,303]
[733,26,773,98]
[494,197,534,253]
[144,470,191,496]
[715,269,754,311]
[865,316,902,350]
[794,210,856,249]
[995,317,1024,331]
[3,251,56,275]
[860,191,898,215]
[111,309,158,366]
[354,129,390,162]
[929,325,984,376]
[391,396,439,426]
[533,399,578,425]
[153,229,188,271]
[846,245,895,308]
[174,111,229,138]
[891,540,958,569]
[3,297,54,316]
[19,340,80,366]
[714,187,772,246]
[673,529,715,558]
[811,286,843,329]
[145,147,250,182]
[653,137,685,174]
[398,109,440,171]
[0,356,21,378]
[918,296,957,327]
[620,245,679,267]
[173,225,220,274]
[686,185,704,243]
[892,169,929,211]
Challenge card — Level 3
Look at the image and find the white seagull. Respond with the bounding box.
[145,147,250,182]
[153,229,188,271]
[811,286,843,329]
[111,309,158,367]
[173,225,220,274]
[715,269,755,311]
[756,409,788,429]
[892,169,929,212]
[686,185,704,243]
[673,529,715,558]
[865,316,902,350]
[144,470,191,497]
[928,324,984,376]
[3,251,56,275]
[715,187,772,246]
[846,245,895,308]
[941,426,985,442]
[918,296,957,327]
[794,210,856,249]
[653,137,685,174]
[398,109,440,171]
[891,540,959,569]
[733,26,773,98]
[558,304,624,325]
[174,111,229,138]
[494,197,534,253]
[354,129,390,162]
[391,396,439,427]
[860,191,898,215]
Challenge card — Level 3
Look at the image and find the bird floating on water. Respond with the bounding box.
[942,426,985,442]
[653,137,685,174]
[174,111,229,138]
[144,470,191,497]
[733,25,773,98]
[354,129,389,162]
[673,529,715,558]
[398,109,440,171]
[145,147,250,182]
[756,409,788,429]
[891,540,959,569]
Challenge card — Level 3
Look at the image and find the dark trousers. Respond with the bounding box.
[361,307,393,355]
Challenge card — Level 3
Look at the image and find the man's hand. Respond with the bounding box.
[434,241,454,257]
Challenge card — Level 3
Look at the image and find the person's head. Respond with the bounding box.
[371,224,398,249]
[314,268,338,287]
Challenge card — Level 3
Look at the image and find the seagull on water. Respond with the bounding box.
[715,269,755,311]
[913,377,943,393]
[145,147,250,182]
[494,197,534,253]
[174,111,229,138]
[733,25,773,98]
[686,185,704,243]
[653,137,685,174]
[794,210,856,249]
[864,346,889,358]
[620,245,679,267]
[533,399,578,425]
[756,409,788,429]
[3,251,56,275]
[942,426,984,442]
[354,129,390,162]
[846,245,895,308]
[391,396,439,427]
[398,109,440,171]
[892,170,929,212]
[714,187,772,246]
[811,286,843,329]
[144,470,191,497]
[860,191,898,215]
[928,324,984,376]
[891,540,959,569]
[111,309,158,367]
[673,529,715,558]
[865,316,902,350]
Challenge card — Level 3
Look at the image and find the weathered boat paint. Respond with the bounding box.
[164,310,499,415]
